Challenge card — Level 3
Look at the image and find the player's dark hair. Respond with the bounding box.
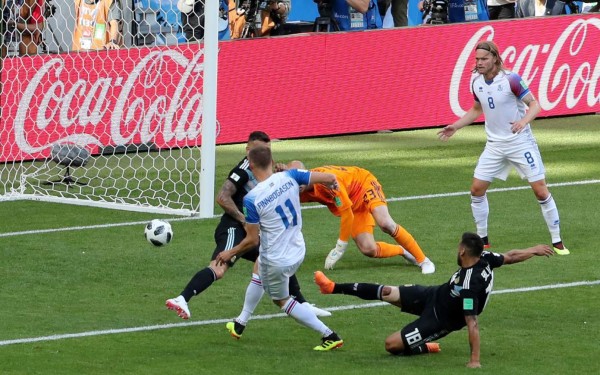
[461,232,484,257]
[248,146,272,170]
[248,131,270,143]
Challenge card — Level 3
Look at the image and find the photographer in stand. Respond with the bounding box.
[419,0,490,24]
[228,0,290,38]
[314,0,382,31]
[418,0,449,23]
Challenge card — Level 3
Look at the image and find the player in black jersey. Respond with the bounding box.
[166,131,330,331]
[314,232,554,368]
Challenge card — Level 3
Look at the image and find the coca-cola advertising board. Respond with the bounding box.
[1,15,598,163]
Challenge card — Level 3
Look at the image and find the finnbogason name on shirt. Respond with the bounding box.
[256,180,295,210]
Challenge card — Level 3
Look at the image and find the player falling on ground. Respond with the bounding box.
[216,146,344,351]
[165,131,330,329]
[315,232,554,367]
[437,40,569,255]
[285,162,435,274]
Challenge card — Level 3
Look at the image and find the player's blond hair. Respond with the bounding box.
[472,41,505,74]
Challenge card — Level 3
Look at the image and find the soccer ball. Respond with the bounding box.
[144,219,173,246]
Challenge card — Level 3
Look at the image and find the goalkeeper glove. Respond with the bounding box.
[324,240,348,270]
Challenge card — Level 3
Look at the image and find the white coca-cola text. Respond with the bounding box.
[14,49,205,154]
[450,18,600,116]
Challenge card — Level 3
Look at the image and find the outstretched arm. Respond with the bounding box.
[502,244,553,265]
[309,172,339,191]
[438,102,483,141]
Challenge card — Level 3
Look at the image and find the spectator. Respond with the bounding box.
[1,0,6,57]
[583,1,599,12]
[487,0,516,19]
[315,0,382,31]
[178,0,232,41]
[7,0,45,55]
[418,0,449,23]
[420,0,490,23]
[390,0,408,26]
[177,0,204,41]
[516,0,588,16]
[515,0,552,16]
[72,0,122,51]
[228,0,290,39]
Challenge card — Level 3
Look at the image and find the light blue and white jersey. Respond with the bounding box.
[471,71,534,143]
[243,169,311,267]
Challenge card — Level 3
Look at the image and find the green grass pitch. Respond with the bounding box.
[1,115,599,374]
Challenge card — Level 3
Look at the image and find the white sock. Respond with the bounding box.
[282,298,332,337]
[471,194,489,238]
[539,194,561,243]
[236,273,264,325]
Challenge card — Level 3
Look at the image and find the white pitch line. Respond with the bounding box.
[1,179,599,238]
[1,279,598,347]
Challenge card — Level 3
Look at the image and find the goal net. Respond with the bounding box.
[0,0,220,216]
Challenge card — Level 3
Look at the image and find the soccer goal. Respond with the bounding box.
[0,0,220,217]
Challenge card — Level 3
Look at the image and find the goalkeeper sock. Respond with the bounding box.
[374,242,403,258]
[181,267,217,301]
[392,225,426,263]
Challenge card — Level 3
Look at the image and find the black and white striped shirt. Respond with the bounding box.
[434,251,505,330]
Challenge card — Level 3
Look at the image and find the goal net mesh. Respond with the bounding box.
[1,0,216,216]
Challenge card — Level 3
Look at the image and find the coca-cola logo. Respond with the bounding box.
[2,15,597,165]
[15,49,206,154]
[450,18,600,116]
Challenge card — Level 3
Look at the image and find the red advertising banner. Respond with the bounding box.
[1,14,598,163]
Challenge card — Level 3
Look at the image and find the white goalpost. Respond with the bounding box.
[0,0,219,218]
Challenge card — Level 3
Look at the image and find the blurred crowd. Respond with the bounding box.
[0,0,598,56]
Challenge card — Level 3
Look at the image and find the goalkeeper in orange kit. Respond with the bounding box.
[287,163,435,274]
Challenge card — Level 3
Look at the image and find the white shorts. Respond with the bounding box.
[474,137,546,183]
[258,258,303,300]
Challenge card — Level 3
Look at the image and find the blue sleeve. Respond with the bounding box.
[243,195,260,224]
[286,169,311,186]
[508,73,530,99]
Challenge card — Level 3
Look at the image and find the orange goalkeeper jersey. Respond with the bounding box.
[300,166,387,241]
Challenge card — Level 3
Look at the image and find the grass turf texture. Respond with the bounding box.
[1,115,599,374]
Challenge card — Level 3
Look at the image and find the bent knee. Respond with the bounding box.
[209,263,228,280]
[377,218,397,235]
[358,245,378,257]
